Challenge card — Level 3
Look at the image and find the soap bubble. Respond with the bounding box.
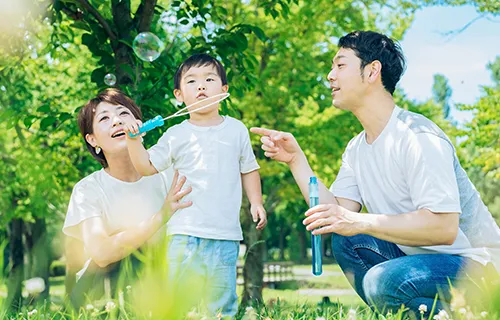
[132,32,165,62]
[104,73,117,86]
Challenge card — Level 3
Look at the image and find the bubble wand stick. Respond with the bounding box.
[129,92,230,138]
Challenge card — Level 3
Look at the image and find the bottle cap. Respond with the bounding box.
[309,176,317,184]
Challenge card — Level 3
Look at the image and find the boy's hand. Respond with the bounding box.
[123,118,143,139]
[250,204,267,230]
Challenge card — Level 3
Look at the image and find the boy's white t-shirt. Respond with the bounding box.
[148,116,259,241]
[330,106,500,272]
[63,169,170,276]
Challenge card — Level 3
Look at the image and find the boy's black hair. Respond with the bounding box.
[338,31,406,95]
[174,53,228,89]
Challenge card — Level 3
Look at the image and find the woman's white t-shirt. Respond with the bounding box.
[63,169,169,276]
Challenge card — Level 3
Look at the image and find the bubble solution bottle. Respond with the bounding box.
[309,176,322,276]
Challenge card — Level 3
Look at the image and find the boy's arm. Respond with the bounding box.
[126,138,158,176]
[242,170,267,229]
[123,120,158,176]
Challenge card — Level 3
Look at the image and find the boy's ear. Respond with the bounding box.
[222,85,228,93]
[173,89,184,102]
[85,133,97,148]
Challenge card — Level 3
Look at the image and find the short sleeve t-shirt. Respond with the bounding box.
[147,116,260,241]
[63,169,170,276]
[330,106,500,272]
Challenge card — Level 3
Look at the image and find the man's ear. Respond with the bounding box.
[367,60,382,83]
[174,89,184,103]
[85,133,97,147]
[222,84,229,93]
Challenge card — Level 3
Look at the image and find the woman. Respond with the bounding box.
[63,88,192,309]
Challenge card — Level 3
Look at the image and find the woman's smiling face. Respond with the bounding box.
[85,102,136,156]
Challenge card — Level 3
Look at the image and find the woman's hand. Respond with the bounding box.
[161,170,192,221]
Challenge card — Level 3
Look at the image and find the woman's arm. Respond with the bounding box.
[80,171,191,268]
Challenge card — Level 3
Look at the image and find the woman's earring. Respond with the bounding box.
[95,146,101,154]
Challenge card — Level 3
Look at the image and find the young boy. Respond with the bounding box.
[123,53,267,317]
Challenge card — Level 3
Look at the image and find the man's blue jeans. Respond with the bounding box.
[332,234,493,314]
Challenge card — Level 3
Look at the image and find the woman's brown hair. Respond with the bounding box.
[78,89,142,168]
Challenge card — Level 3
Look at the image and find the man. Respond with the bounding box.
[251,31,500,314]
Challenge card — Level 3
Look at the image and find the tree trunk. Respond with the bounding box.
[111,0,135,85]
[240,197,265,309]
[25,223,33,282]
[7,218,24,311]
[29,218,51,304]
[297,225,307,263]
[278,224,285,261]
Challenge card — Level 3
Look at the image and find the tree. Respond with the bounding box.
[457,56,500,221]
[0,17,98,309]
[432,74,452,119]
[1,0,293,310]
[221,0,418,307]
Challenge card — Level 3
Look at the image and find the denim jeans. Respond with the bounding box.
[167,235,239,317]
[332,234,494,314]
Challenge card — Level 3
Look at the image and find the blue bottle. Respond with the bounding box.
[309,176,322,276]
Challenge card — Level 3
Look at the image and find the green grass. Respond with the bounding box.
[2,263,499,319]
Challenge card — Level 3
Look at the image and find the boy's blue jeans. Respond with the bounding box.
[332,234,495,314]
[167,235,239,317]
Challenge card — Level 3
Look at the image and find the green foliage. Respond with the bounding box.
[0,20,96,227]
[0,0,498,313]
[456,56,500,220]
[432,74,452,118]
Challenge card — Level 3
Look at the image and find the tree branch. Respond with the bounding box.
[134,0,158,32]
[77,0,117,41]
[440,13,486,42]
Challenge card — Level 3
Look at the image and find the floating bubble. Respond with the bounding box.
[104,73,117,86]
[132,32,165,62]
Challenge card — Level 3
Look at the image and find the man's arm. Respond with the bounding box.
[250,127,361,212]
[304,204,459,246]
[289,151,362,212]
[241,170,267,229]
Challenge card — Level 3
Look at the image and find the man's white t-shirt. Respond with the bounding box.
[330,106,500,272]
[63,169,169,276]
[148,115,259,241]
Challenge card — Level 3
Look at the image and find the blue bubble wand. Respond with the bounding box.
[129,92,230,137]
[309,176,322,276]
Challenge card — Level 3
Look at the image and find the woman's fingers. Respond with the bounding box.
[174,185,192,201]
[176,200,193,210]
[169,170,180,191]
[173,175,187,194]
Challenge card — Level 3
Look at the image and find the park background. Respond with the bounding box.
[0,0,499,319]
